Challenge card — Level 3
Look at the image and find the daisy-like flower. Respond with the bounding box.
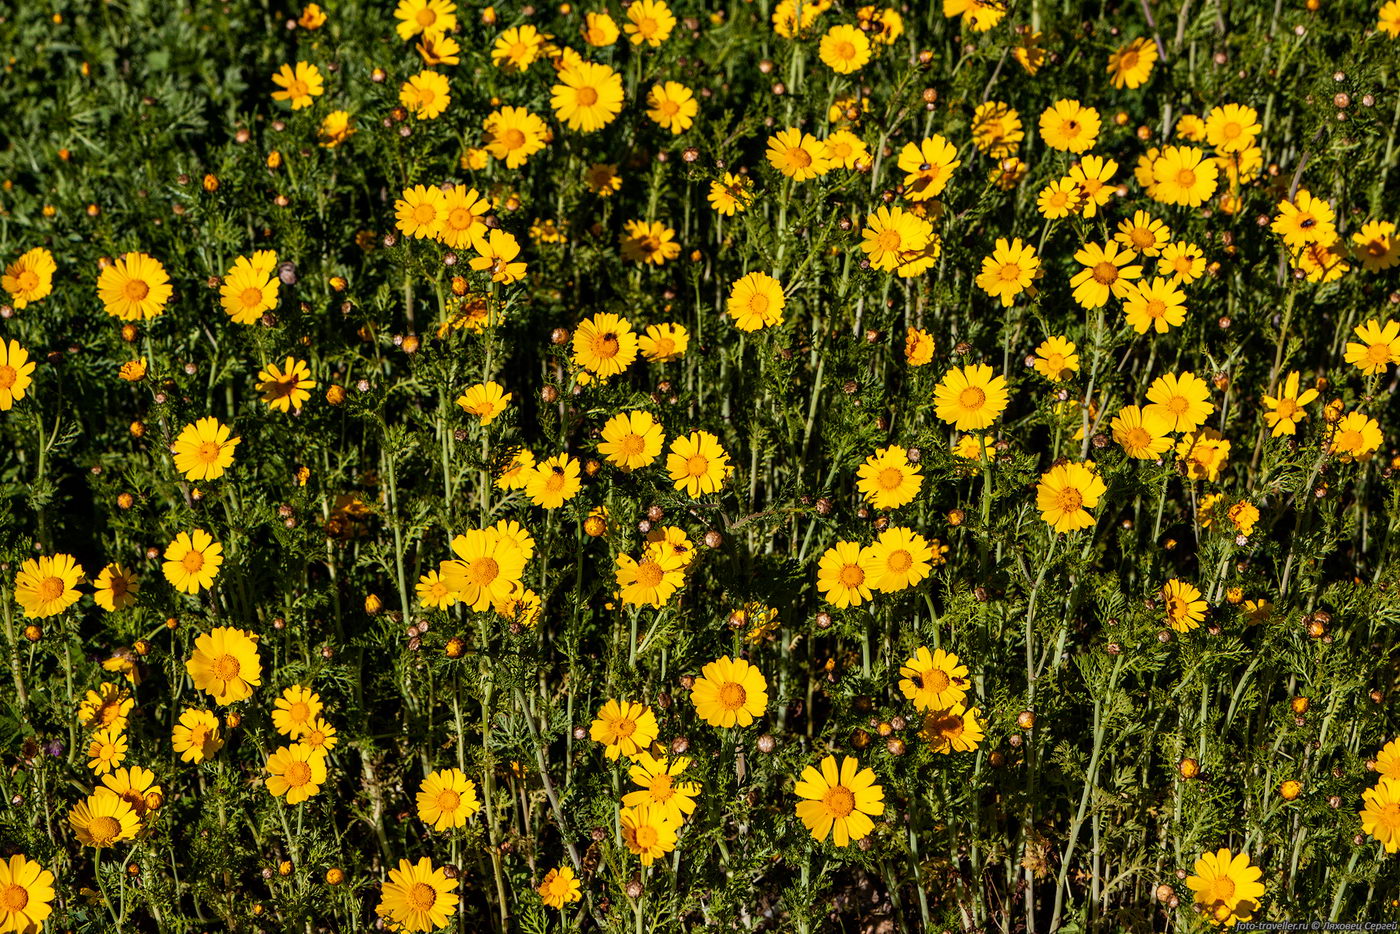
[1291,240,1350,283]
[98,251,173,320]
[975,238,1039,307]
[1036,461,1107,533]
[455,381,512,425]
[172,417,239,481]
[919,704,985,753]
[615,545,687,608]
[525,454,582,509]
[766,127,830,181]
[1344,318,1400,374]
[1329,411,1383,461]
[1382,0,1400,35]
[395,185,445,239]
[1154,243,1204,286]
[970,101,1023,158]
[690,656,768,728]
[491,24,544,70]
[378,858,460,932]
[898,647,968,711]
[415,767,481,830]
[435,186,491,249]
[1115,210,1172,257]
[0,339,36,411]
[1146,371,1214,433]
[270,62,323,110]
[905,327,935,365]
[582,11,619,45]
[708,172,753,215]
[639,323,689,362]
[1070,242,1142,309]
[573,312,638,377]
[1039,99,1100,153]
[258,357,315,412]
[1351,220,1400,271]
[943,0,1005,31]
[1150,145,1218,207]
[2,246,56,308]
[1032,336,1079,381]
[86,727,127,775]
[816,541,878,608]
[855,445,922,510]
[318,110,355,147]
[186,625,260,704]
[933,364,1009,431]
[400,70,451,119]
[172,707,223,762]
[667,430,730,497]
[646,81,697,134]
[1067,155,1118,218]
[622,752,699,823]
[897,135,960,201]
[624,0,675,45]
[68,791,140,848]
[1162,579,1206,631]
[93,564,139,612]
[590,699,658,760]
[823,129,871,169]
[1262,372,1318,437]
[861,206,933,273]
[552,61,625,133]
[1271,189,1338,248]
[1122,277,1187,334]
[1185,848,1265,926]
[1107,36,1157,88]
[793,755,885,846]
[727,271,785,331]
[0,854,55,933]
[1361,777,1400,853]
[992,155,1029,189]
[79,682,133,732]
[599,410,664,471]
[1037,178,1084,219]
[1176,428,1231,481]
[819,24,871,73]
[394,0,456,40]
[418,567,459,609]
[495,447,535,492]
[14,553,84,619]
[584,162,622,197]
[300,717,338,754]
[272,685,323,738]
[1376,738,1400,781]
[163,529,224,595]
[620,220,680,265]
[220,253,279,324]
[867,526,934,593]
[265,743,327,804]
[470,229,528,284]
[1204,103,1262,154]
[620,804,681,865]
[417,30,461,66]
[442,527,527,612]
[538,866,583,910]
[1111,405,1174,459]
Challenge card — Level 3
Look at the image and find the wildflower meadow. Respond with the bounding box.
[4,0,1400,930]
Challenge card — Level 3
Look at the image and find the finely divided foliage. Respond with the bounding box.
[1,0,1400,931]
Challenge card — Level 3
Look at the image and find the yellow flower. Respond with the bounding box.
[14,553,84,619]
[417,568,459,609]
[1039,99,1100,153]
[0,339,35,412]
[68,791,140,847]
[1271,189,1337,248]
[898,647,968,711]
[491,24,544,70]
[855,445,922,510]
[1107,36,1157,88]
[573,312,638,377]
[552,61,625,133]
[441,527,527,612]
[86,727,127,775]
[1329,411,1383,461]
[220,254,279,324]
[455,381,512,425]
[1145,371,1214,433]
[727,271,785,331]
[646,81,697,134]
[417,30,461,66]
[861,206,934,274]
[1070,241,1142,309]
[581,11,619,46]
[905,327,935,366]
[600,410,664,470]
[186,625,261,704]
[1163,579,1206,632]
[816,541,878,608]
[1036,178,1084,219]
[98,251,172,320]
[416,768,481,830]
[93,564,140,612]
[1150,145,1218,207]
[919,704,985,753]
[1185,848,1265,926]
[584,162,622,197]
[435,186,491,249]
[1036,461,1106,533]
[1122,277,1187,334]
[400,69,451,119]
[270,62,323,110]
[525,453,582,509]
[691,656,768,727]
[469,229,527,284]
[1111,405,1174,459]
[1345,318,1400,374]
[624,0,675,46]
[1204,103,1261,153]
[272,685,323,738]
[2,246,56,308]
[265,744,327,804]
[118,358,147,382]
[620,219,680,265]
[1176,428,1231,481]
[1261,371,1318,436]
[0,853,55,934]
[639,323,689,361]
[708,172,753,215]
[622,752,700,823]
[896,135,960,201]
[1352,220,1400,272]
[666,430,731,497]
[172,708,223,762]
[818,24,871,73]
[590,699,658,760]
[971,101,1023,158]
[298,3,327,29]
[538,866,583,909]
[933,364,1009,431]
[766,127,830,181]
[615,544,686,608]
[1033,336,1079,381]
[394,0,457,41]
[793,755,884,846]
[378,857,460,931]
[258,357,316,412]
[171,416,239,481]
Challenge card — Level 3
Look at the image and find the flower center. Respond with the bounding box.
[1129,228,1154,249]
[289,701,310,722]
[877,467,904,491]
[1222,122,1241,139]
[1,883,29,911]
[1057,488,1084,513]
[612,717,637,739]
[920,669,950,693]
[284,760,312,787]
[239,287,264,308]
[649,773,674,800]
[1203,876,1237,905]
[835,40,855,60]
[717,682,747,710]
[88,815,122,845]
[181,550,205,573]
[124,279,150,302]
[448,207,476,230]
[0,366,14,389]
[1145,299,1167,319]
[685,454,709,477]
[1124,426,1151,448]
[593,333,620,358]
[634,560,665,588]
[1378,802,1400,831]
[838,564,865,588]
[198,441,222,463]
[998,262,1022,282]
[502,128,526,149]
[822,785,855,818]
[16,269,38,291]
[747,293,770,314]
[1339,430,1363,450]
[288,80,308,98]
[876,228,902,251]
[1166,395,1189,415]
[789,147,812,168]
[1274,399,1298,419]
[619,433,645,456]
[413,203,436,223]
[636,17,658,36]
[466,557,500,586]
[1044,353,1066,372]
[1367,343,1391,364]
[885,549,913,573]
[543,468,566,493]
[211,653,240,682]
[577,86,599,106]
[633,824,659,848]
[1092,262,1119,284]
[1176,168,1197,188]
[436,789,461,812]
[37,576,64,601]
[407,882,438,912]
[958,386,987,409]
[415,7,437,27]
